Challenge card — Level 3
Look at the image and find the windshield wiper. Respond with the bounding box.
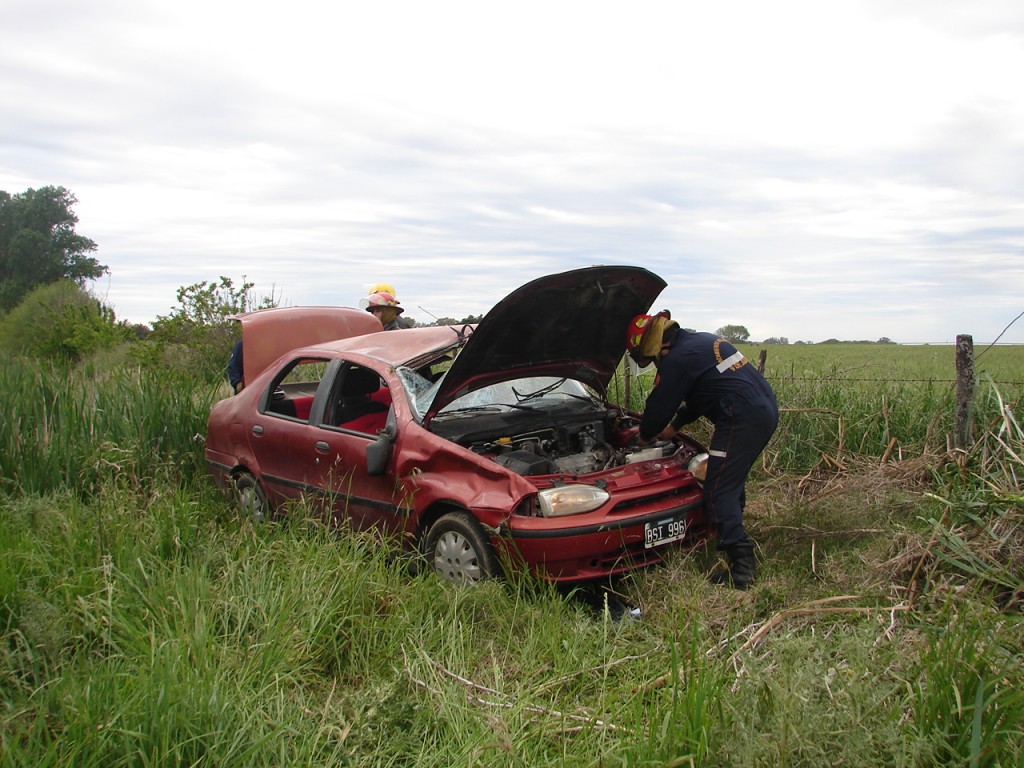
[444,403,539,414]
[513,379,568,402]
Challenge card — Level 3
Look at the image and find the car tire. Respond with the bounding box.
[234,473,268,524]
[424,511,498,585]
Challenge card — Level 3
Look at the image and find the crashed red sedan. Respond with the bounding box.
[205,266,710,584]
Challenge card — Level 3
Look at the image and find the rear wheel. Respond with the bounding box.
[234,473,268,524]
[424,512,499,585]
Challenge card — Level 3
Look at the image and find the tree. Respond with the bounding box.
[147,276,278,383]
[715,324,750,343]
[431,314,483,327]
[0,186,106,312]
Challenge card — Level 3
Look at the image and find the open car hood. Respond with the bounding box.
[239,306,382,384]
[426,265,666,420]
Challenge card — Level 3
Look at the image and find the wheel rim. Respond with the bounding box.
[238,481,265,523]
[433,530,482,584]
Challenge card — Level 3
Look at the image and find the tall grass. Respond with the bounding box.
[4,479,1020,766]
[909,600,1024,766]
[0,355,215,497]
[2,343,1022,766]
[0,483,728,766]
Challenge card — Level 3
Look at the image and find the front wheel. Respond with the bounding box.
[424,512,499,585]
[234,473,268,524]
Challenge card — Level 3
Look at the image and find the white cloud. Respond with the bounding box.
[2,0,1023,342]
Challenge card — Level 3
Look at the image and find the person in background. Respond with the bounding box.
[226,338,244,394]
[625,311,779,589]
[361,284,413,330]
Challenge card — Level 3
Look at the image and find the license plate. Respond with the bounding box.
[644,515,688,549]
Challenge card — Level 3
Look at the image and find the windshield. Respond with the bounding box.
[404,372,600,420]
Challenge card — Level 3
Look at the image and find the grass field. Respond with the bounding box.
[614,341,1024,466]
[1,343,1022,766]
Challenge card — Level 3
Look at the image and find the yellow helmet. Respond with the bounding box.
[367,283,396,298]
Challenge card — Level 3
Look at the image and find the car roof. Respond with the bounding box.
[295,324,473,368]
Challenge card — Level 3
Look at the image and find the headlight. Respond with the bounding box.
[537,485,609,517]
[688,453,709,482]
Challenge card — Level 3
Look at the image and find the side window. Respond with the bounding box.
[264,358,330,423]
[330,364,391,434]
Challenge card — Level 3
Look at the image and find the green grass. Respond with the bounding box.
[3,481,1021,766]
[0,355,214,497]
[2,345,1022,766]
[611,342,1024,470]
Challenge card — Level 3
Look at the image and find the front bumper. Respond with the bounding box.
[497,495,709,583]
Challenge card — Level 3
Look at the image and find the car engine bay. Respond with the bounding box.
[437,409,693,477]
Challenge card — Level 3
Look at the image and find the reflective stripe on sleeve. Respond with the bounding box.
[716,351,745,372]
[709,449,728,458]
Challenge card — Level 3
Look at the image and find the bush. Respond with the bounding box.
[0,280,131,362]
[146,276,276,384]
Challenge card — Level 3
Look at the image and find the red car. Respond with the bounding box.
[205,266,710,584]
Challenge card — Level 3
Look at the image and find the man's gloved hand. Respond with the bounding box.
[656,424,679,441]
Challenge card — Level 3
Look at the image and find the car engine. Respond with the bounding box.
[468,415,678,477]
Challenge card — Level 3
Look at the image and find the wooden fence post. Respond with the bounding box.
[757,349,767,374]
[955,334,975,449]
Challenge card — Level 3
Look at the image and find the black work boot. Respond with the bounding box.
[708,542,757,590]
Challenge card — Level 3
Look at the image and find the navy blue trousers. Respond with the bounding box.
[703,392,779,549]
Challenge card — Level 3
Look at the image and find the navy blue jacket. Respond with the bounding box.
[639,330,776,440]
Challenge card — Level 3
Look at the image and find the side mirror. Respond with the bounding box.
[365,408,397,476]
[383,407,397,440]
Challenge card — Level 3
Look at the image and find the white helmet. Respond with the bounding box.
[360,291,404,314]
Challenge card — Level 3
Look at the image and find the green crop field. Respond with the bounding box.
[2,344,1022,767]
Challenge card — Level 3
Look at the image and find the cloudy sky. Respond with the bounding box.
[3,0,1023,343]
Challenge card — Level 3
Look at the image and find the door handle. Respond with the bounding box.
[252,425,264,436]
[315,441,330,454]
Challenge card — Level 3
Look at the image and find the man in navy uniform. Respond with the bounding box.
[626,311,779,589]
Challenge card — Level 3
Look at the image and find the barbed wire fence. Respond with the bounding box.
[621,333,1021,470]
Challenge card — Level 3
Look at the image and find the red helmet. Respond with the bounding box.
[626,313,654,355]
[626,310,671,364]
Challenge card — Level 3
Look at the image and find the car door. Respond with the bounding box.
[245,356,336,513]
[308,362,411,544]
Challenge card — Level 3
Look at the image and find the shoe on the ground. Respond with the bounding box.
[708,542,757,590]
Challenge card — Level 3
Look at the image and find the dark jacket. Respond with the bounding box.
[383,316,414,331]
[227,339,244,390]
[639,330,777,440]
